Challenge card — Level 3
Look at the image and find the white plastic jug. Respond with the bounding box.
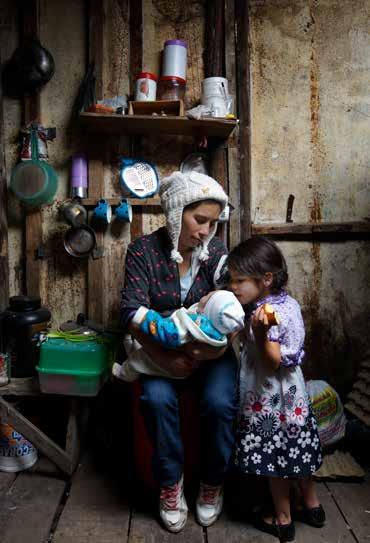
[201,77,230,117]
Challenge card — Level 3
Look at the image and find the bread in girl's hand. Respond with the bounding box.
[262,303,280,325]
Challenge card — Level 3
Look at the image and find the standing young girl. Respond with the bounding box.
[227,237,325,542]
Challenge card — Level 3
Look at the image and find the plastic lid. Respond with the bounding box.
[136,72,158,81]
[159,76,186,84]
[8,296,41,312]
[164,40,187,48]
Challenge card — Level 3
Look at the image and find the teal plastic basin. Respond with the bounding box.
[10,159,58,208]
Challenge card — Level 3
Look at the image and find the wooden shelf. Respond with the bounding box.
[252,221,370,238]
[81,197,161,207]
[80,112,237,138]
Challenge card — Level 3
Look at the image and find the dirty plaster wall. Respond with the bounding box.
[250,0,370,393]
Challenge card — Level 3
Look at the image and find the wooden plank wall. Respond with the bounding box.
[22,0,43,298]
[235,0,251,241]
[0,49,9,310]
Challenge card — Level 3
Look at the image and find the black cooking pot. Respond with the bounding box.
[2,39,55,97]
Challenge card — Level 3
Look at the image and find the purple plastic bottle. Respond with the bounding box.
[71,152,88,198]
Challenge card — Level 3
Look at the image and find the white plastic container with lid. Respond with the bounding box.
[201,77,230,117]
[162,40,187,81]
[201,76,229,98]
[135,72,157,101]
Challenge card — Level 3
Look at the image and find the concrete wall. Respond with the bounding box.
[1,0,369,392]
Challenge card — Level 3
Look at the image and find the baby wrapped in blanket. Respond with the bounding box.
[113,290,244,382]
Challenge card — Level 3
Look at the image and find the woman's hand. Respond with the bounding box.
[160,350,197,378]
[197,290,218,313]
[182,340,227,361]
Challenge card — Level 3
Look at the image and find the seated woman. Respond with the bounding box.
[120,171,239,532]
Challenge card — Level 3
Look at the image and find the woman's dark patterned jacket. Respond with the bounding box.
[120,227,227,331]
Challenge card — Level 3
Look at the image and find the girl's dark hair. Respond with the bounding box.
[227,236,288,291]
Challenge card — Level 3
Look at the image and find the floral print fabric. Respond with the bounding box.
[235,291,322,478]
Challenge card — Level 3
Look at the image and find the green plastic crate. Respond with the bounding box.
[36,337,113,396]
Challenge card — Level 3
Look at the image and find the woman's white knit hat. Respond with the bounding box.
[159,170,228,263]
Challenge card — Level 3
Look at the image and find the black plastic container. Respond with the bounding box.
[0,296,51,378]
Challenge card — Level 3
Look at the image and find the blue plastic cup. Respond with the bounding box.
[114,199,132,223]
[93,199,112,224]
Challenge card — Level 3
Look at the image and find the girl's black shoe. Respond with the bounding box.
[253,514,296,542]
[293,503,326,527]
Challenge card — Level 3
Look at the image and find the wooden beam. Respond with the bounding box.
[235,0,251,240]
[89,0,104,100]
[0,49,9,310]
[22,0,42,298]
[205,0,225,78]
[129,0,143,97]
[0,397,73,475]
[81,197,161,207]
[225,0,240,248]
[129,0,143,240]
[205,1,227,243]
[87,148,104,323]
[252,221,370,239]
[87,0,105,323]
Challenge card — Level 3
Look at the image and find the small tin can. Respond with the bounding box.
[135,72,157,101]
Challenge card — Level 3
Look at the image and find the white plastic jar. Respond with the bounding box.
[201,77,229,98]
[135,72,157,101]
[201,77,229,117]
[162,40,187,81]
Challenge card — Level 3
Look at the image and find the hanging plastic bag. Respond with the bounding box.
[306,379,346,448]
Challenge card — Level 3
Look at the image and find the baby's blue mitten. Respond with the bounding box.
[140,309,182,348]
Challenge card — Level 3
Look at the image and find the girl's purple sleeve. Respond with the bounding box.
[267,298,305,367]
[120,240,150,331]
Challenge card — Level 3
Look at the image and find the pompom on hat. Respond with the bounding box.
[159,170,228,263]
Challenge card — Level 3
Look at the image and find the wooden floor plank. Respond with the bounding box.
[207,510,276,543]
[294,482,356,543]
[129,509,204,543]
[0,471,17,495]
[208,481,358,543]
[53,456,130,543]
[326,477,370,543]
[0,472,65,543]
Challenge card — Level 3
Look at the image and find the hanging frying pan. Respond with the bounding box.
[2,39,55,98]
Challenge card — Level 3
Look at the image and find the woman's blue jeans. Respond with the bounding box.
[139,348,238,487]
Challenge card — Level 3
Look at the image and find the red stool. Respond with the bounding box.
[131,379,201,490]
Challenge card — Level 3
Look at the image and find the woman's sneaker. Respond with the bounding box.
[159,476,188,533]
[196,482,223,526]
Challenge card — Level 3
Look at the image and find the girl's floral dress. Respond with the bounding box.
[234,290,323,478]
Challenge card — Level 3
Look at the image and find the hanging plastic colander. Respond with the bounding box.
[119,158,159,199]
[10,128,58,207]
